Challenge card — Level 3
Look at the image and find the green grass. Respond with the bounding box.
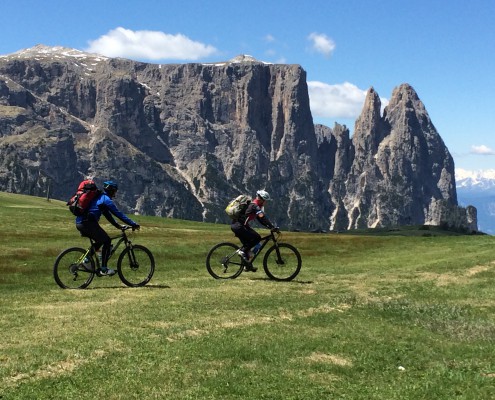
[1,191,495,399]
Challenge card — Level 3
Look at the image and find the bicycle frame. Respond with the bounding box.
[79,228,133,269]
[54,224,156,289]
[243,230,281,264]
[206,228,302,281]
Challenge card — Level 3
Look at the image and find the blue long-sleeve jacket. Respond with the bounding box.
[75,193,137,227]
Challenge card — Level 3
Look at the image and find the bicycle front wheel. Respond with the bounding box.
[263,243,302,281]
[117,245,155,287]
[206,242,244,279]
[54,247,95,289]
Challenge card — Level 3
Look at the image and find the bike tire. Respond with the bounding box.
[206,242,244,279]
[53,247,95,289]
[117,244,155,287]
[263,243,302,281]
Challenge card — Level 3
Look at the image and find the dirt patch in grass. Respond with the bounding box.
[466,264,492,276]
[161,305,351,343]
[296,304,349,317]
[220,316,274,328]
[307,371,341,384]
[299,289,317,295]
[167,328,209,342]
[417,262,495,287]
[305,352,353,367]
[2,346,120,390]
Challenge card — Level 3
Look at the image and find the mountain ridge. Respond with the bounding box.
[0,45,477,232]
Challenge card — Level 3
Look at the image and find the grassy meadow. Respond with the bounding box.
[1,191,495,399]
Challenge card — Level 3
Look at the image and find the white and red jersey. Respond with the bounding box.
[241,198,273,228]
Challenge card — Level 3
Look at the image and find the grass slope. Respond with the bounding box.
[1,192,494,399]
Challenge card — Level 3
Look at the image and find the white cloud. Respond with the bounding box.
[264,34,276,43]
[307,81,366,119]
[308,82,390,119]
[307,33,336,57]
[85,27,218,61]
[456,168,495,180]
[470,145,495,155]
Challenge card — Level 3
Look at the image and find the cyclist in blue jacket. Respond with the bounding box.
[76,180,139,276]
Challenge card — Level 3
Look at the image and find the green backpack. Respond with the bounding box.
[225,195,251,219]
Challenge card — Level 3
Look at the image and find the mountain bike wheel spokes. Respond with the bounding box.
[263,243,302,281]
[117,245,155,287]
[53,247,95,289]
[206,242,244,279]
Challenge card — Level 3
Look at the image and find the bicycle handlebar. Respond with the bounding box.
[121,225,140,232]
[260,228,281,242]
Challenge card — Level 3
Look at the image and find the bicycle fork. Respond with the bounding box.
[273,244,285,265]
[126,245,139,270]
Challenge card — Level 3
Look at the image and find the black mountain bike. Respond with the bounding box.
[206,229,302,281]
[54,226,155,289]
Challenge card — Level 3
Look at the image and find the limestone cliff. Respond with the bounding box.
[0,45,476,231]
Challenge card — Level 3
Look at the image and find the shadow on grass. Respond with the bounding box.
[247,277,314,284]
[84,283,172,290]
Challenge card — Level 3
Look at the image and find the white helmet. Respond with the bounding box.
[256,190,271,201]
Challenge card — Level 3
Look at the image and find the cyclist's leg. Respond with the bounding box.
[230,222,244,249]
[243,227,261,271]
[242,226,261,254]
[231,223,260,253]
[231,223,260,271]
[77,221,112,273]
[76,222,97,257]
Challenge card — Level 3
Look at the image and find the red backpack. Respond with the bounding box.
[67,180,101,216]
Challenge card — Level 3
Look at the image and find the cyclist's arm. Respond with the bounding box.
[100,198,137,227]
[255,207,275,229]
[101,208,121,229]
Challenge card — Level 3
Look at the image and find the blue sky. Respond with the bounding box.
[1,0,494,173]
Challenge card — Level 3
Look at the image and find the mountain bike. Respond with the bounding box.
[53,226,155,289]
[206,229,302,281]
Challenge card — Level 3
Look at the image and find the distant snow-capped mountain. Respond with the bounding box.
[456,168,495,190]
[0,44,109,61]
[456,168,495,234]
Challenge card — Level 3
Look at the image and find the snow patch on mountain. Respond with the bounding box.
[0,44,109,62]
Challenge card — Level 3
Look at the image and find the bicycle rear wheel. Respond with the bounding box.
[206,242,244,279]
[263,243,302,281]
[117,244,155,287]
[53,247,95,289]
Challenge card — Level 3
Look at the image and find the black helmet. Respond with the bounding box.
[103,180,118,196]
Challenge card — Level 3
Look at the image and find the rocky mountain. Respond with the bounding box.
[456,169,495,234]
[0,45,476,232]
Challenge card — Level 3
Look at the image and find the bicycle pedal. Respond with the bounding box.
[243,265,258,272]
